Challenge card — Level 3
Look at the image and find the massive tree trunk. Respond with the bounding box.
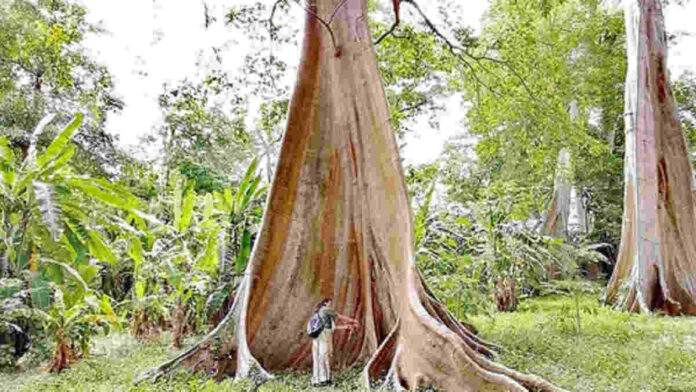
[140,1,566,390]
[606,0,696,314]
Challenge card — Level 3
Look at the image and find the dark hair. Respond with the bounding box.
[315,298,331,312]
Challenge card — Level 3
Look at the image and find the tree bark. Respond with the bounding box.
[544,148,571,238]
[0,249,8,277]
[545,100,589,240]
[171,301,186,349]
[606,0,696,315]
[139,1,567,390]
[492,278,517,312]
[569,185,587,235]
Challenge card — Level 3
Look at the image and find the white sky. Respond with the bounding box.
[80,0,695,165]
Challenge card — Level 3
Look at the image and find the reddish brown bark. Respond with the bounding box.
[171,302,186,349]
[587,264,600,280]
[493,278,517,312]
[139,1,566,390]
[49,332,73,373]
[606,0,696,315]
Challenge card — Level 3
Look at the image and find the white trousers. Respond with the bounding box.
[311,329,333,385]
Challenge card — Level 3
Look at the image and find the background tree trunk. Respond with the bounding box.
[543,101,581,240]
[569,185,587,235]
[493,278,517,312]
[140,1,567,390]
[543,148,572,238]
[606,0,696,314]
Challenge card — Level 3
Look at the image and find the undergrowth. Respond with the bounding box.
[471,290,696,391]
[3,285,695,392]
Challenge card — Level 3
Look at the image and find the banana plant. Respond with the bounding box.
[118,173,219,342]
[0,113,145,317]
[214,157,266,274]
[202,158,266,326]
[1,273,121,371]
[33,286,121,372]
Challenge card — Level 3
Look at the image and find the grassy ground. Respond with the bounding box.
[3,288,696,391]
[470,292,696,391]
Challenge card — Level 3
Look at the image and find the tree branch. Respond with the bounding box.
[328,0,349,25]
[393,0,538,102]
[374,0,401,45]
[375,21,399,45]
[267,0,286,41]
[291,0,339,54]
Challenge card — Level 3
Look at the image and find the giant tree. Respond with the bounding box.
[141,0,564,391]
[606,0,696,314]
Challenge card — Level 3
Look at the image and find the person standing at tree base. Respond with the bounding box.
[306,299,358,387]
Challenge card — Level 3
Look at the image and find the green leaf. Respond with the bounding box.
[223,188,233,210]
[178,184,195,232]
[128,237,144,273]
[30,274,52,309]
[100,294,121,329]
[86,229,117,265]
[66,177,142,214]
[0,278,22,299]
[0,136,13,163]
[241,175,262,210]
[36,113,83,168]
[173,178,183,228]
[456,217,472,227]
[62,224,85,264]
[77,264,101,285]
[203,193,215,220]
[236,228,252,273]
[197,227,220,272]
[91,178,142,209]
[44,259,91,293]
[0,136,15,187]
[64,300,89,327]
[235,157,258,214]
[33,181,63,241]
[135,280,146,299]
[36,144,75,179]
[67,177,131,210]
[83,294,100,309]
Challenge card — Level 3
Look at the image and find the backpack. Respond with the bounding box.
[307,313,324,338]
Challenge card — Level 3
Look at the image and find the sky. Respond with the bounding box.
[80,0,696,165]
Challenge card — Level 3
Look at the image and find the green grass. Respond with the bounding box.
[470,292,696,391]
[3,289,696,391]
[0,332,364,392]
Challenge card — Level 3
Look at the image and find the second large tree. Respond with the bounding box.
[607,0,696,314]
